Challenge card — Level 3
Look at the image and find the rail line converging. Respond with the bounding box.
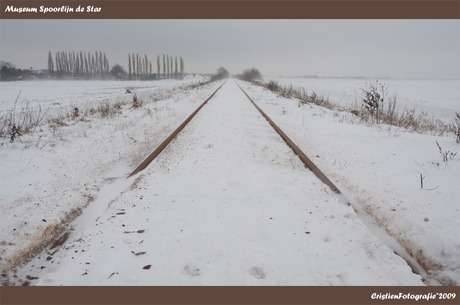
[128,80,341,196]
[123,80,430,282]
[9,79,428,286]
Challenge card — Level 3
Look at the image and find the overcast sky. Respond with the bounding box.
[1,19,459,79]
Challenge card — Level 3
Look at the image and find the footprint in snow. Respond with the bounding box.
[250,267,266,279]
[184,264,200,277]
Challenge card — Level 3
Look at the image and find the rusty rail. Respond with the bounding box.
[127,81,226,178]
[235,81,341,194]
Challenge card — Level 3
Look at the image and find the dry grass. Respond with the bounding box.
[258,80,458,137]
[1,77,218,144]
[0,92,48,142]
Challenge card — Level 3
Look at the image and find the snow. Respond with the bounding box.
[266,77,460,122]
[240,78,460,285]
[0,76,221,280]
[0,78,209,115]
[182,73,209,84]
[0,77,458,286]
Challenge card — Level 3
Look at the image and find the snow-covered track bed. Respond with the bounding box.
[128,81,226,178]
[0,78,224,284]
[237,81,437,284]
[4,80,426,286]
[237,80,459,286]
[236,81,341,195]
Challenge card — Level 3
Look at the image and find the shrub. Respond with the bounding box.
[97,101,119,117]
[360,80,388,124]
[0,92,48,142]
[132,93,143,108]
[212,67,230,80]
[266,80,280,92]
[239,68,262,82]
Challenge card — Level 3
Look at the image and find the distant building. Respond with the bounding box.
[20,73,35,81]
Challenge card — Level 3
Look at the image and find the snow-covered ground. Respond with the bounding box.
[0,75,218,281]
[0,75,209,114]
[240,78,460,285]
[265,77,460,122]
[0,76,458,286]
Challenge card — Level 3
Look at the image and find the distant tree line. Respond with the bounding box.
[0,61,49,81]
[47,51,185,80]
[127,53,184,80]
[1,61,22,81]
[128,53,152,80]
[48,51,110,79]
[155,54,184,80]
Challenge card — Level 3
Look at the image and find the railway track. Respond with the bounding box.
[129,80,341,195]
[123,79,431,284]
[128,81,227,177]
[9,79,426,286]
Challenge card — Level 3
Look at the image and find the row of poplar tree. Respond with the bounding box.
[129,54,184,80]
[47,51,185,80]
[48,51,110,79]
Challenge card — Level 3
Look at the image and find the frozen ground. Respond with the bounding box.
[266,77,460,122]
[0,76,210,114]
[0,75,219,279]
[240,79,460,285]
[0,77,458,286]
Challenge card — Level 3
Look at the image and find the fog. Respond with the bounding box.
[1,19,459,79]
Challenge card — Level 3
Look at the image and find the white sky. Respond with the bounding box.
[1,19,459,79]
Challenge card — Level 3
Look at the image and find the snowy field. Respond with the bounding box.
[0,74,219,283]
[0,76,458,286]
[0,74,210,114]
[266,77,460,122]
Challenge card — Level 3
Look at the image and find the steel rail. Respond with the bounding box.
[127,81,226,178]
[235,81,342,194]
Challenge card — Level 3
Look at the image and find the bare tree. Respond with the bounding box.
[144,55,148,78]
[136,53,139,79]
[175,56,178,79]
[149,60,152,78]
[128,54,132,79]
[104,53,109,78]
[79,51,84,78]
[157,55,160,79]
[163,54,166,78]
[111,63,126,80]
[48,51,54,78]
[167,55,170,78]
[84,52,89,79]
[132,54,136,79]
[74,52,79,78]
[55,52,61,78]
[180,57,184,78]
